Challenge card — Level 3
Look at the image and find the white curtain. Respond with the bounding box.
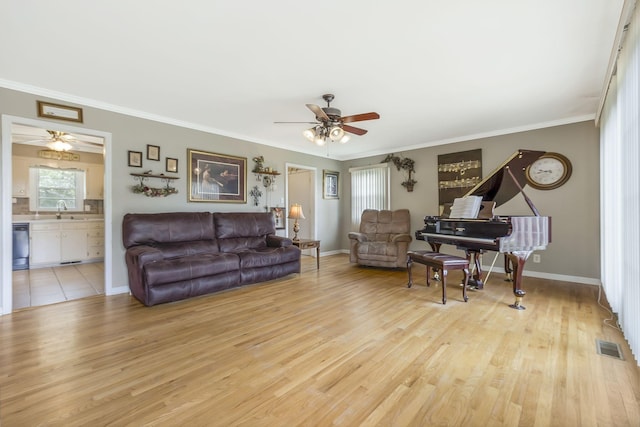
[600,3,640,364]
[349,163,390,230]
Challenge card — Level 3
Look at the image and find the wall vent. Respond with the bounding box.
[596,339,624,360]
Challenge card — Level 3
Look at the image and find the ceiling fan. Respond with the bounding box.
[12,126,104,153]
[275,94,380,146]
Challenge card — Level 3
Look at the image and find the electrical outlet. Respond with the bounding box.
[533,254,541,263]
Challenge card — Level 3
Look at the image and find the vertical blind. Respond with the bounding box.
[600,2,640,364]
[349,163,390,230]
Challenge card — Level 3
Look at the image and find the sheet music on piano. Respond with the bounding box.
[449,196,483,219]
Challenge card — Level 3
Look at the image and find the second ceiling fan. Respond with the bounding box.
[277,94,380,146]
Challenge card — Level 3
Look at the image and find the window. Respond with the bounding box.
[349,163,390,230]
[29,166,86,212]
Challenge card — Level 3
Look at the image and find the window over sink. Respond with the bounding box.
[28,166,86,212]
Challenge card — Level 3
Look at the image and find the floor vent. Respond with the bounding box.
[596,339,624,360]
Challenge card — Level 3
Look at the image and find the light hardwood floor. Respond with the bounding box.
[1,254,638,426]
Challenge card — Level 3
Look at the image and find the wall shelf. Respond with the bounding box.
[130,173,179,197]
[130,173,179,180]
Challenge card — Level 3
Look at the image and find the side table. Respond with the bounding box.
[292,239,320,269]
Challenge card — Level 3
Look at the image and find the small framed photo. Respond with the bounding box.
[323,169,339,199]
[147,144,160,161]
[166,157,178,173]
[128,150,143,167]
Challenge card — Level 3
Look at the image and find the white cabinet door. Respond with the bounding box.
[85,165,104,200]
[30,224,61,265]
[60,223,88,262]
[12,157,31,197]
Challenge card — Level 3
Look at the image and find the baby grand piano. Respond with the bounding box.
[416,149,551,310]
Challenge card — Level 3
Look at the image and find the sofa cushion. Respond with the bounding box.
[144,253,239,286]
[153,241,219,258]
[214,212,276,252]
[123,212,215,248]
[236,246,301,269]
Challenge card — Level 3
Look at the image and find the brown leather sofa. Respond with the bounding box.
[122,212,301,306]
[348,209,412,268]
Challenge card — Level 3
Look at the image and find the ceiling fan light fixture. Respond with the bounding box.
[302,128,315,142]
[46,139,72,152]
[314,134,327,146]
[339,134,350,144]
[328,125,344,141]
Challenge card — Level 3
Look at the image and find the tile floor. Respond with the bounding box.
[12,262,105,310]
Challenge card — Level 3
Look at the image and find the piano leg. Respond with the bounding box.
[465,249,484,289]
[504,254,513,281]
[506,251,530,310]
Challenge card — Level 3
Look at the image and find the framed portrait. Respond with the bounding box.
[323,170,339,199]
[166,157,178,173]
[147,144,160,161]
[188,149,246,203]
[270,207,285,229]
[128,150,143,167]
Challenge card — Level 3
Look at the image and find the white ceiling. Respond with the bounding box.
[0,1,625,160]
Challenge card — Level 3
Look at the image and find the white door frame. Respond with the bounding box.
[1,115,113,314]
[285,163,317,240]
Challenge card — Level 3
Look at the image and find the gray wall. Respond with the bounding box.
[1,87,600,301]
[341,121,601,279]
[0,87,342,292]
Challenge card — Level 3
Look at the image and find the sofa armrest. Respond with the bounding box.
[348,232,368,242]
[126,245,164,267]
[267,235,292,247]
[391,233,413,243]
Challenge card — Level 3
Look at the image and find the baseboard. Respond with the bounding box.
[337,249,600,285]
[107,285,130,296]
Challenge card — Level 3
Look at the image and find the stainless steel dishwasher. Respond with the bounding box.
[12,223,29,271]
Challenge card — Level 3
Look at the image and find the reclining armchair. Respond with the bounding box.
[348,209,412,268]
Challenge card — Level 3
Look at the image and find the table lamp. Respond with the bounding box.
[287,203,305,241]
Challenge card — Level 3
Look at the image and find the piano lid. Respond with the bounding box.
[464,149,545,208]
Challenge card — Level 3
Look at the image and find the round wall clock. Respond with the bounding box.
[525,152,572,190]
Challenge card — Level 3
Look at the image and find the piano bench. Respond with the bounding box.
[406,250,469,304]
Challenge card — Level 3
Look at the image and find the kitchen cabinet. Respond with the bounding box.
[12,156,32,197]
[61,223,89,262]
[86,164,104,199]
[30,223,61,265]
[87,222,105,259]
[30,220,105,267]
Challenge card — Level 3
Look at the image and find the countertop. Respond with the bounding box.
[12,215,104,224]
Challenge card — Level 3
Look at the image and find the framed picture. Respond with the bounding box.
[147,144,160,161]
[323,169,339,199]
[188,149,246,203]
[270,207,285,229]
[37,100,84,123]
[128,150,143,167]
[166,157,178,173]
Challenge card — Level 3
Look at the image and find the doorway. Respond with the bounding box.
[1,115,113,314]
[286,163,317,249]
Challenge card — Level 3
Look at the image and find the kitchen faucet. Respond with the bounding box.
[56,200,67,219]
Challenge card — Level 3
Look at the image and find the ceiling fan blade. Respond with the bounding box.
[341,112,380,123]
[274,121,319,124]
[306,103,330,122]
[343,124,368,136]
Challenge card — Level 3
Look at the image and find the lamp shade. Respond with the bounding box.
[287,203,305,219]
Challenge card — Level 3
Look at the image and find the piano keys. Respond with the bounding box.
[416,149,552,309]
